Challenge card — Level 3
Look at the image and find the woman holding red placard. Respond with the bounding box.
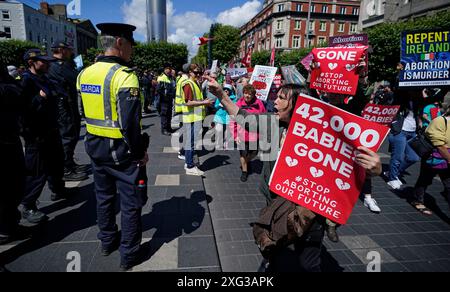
[206,75,381,272]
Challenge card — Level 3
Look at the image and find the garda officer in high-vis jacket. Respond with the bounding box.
[78,23,149,271]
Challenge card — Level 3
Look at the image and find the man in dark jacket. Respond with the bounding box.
[47,40,89,181]
[0,57,27,244]
[20,49,76,224]
[157,64,176,136]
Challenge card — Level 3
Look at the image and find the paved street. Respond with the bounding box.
[1,113,449,272]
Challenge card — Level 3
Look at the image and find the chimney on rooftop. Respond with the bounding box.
[40,2,50,15]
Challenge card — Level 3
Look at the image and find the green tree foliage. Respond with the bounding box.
[0,39,40,67]
[193,24,241,66]
[251,50,271,67]
[366,11,450,82]
[82,47,103,67]
[132,41,188,72]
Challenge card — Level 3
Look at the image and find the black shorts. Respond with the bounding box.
[239,141,259,157]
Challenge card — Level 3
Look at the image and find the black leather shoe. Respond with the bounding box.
[240,172,249,182]
[73,163,91,174]
[101,237,120,257]
[63,171,89,182]
[21,208,48,224]
[326,226,339,243]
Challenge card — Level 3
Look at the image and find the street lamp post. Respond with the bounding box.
[208,24,214,69]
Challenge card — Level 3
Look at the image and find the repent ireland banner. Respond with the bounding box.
[399,29,450,87]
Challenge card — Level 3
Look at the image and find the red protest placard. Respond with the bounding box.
[269,94,390,225]
[362,104,401,126]
[310,46,368,96]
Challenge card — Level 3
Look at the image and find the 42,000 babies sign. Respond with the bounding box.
[269,94,390,225]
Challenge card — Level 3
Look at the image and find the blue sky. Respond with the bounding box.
[20,0,262,56]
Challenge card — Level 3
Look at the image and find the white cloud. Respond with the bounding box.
[168,11,213,59]
[122,0,148,38]
[122,0,262,59]
[216,0,262,28]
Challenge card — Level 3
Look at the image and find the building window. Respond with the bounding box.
[296,4,302,12]
[338,22,345,32]
[350,23,358,33]
[309,20,315,31]
[27,16,31,23]
[278,4,285,12]
[275,37,283,48]
[318,36,326,45]
[353,8,359,15]
[37,34,41,43]
[277,20,284,30]
[1,10,10,20]
[35,18,39,26]
[295,20,301,30]
[319,21,327,32]
[292,36,301,48]
[322,5,328,14]
[310,4,315,13]
[29,31,33,41]
[2,27,11,38]
[340,7,347,14]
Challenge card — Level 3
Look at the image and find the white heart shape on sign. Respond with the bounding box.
[328,63,338,70]
[285,156,299,168]
[310,167,324,178]
[336,179,351,191]
[346,64,356,71]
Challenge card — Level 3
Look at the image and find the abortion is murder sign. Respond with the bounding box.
[399,29,450,87]
[269,94,390,225]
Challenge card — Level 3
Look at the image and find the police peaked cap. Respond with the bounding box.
[23,49,56,62]
[51,39,74,49]
[97,23,137,45]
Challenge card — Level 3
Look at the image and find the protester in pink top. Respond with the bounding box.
[230,85,266,182]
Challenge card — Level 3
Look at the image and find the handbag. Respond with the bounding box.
[409,117,447,158]
[408,128,435,157]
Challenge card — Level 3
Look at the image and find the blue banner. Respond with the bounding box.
[399,29,450,87]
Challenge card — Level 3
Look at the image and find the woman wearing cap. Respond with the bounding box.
[230,84,266,182]
[411,103,450,214]
[214,84,237,150]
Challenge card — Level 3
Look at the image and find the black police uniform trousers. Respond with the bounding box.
[0,142,25,235]
[22,130,65,209]
[160,97,174,132]
[58,107,81,170]
[92,160,148,264]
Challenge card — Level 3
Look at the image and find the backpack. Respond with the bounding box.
[252,196,316,259]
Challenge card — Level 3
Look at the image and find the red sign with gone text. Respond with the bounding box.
[269,94,390,225]
[310,46,368,96]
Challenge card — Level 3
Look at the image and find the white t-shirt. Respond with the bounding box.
[402,111,417,132]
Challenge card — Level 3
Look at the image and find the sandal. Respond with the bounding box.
[411,201,433,216]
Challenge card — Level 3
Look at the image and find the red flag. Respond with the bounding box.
[270,48,276,67]
[241,48,252,67]
[199,37,214,46]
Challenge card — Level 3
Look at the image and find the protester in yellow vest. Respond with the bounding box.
[181,64,213,176]
[77,23,149,272]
